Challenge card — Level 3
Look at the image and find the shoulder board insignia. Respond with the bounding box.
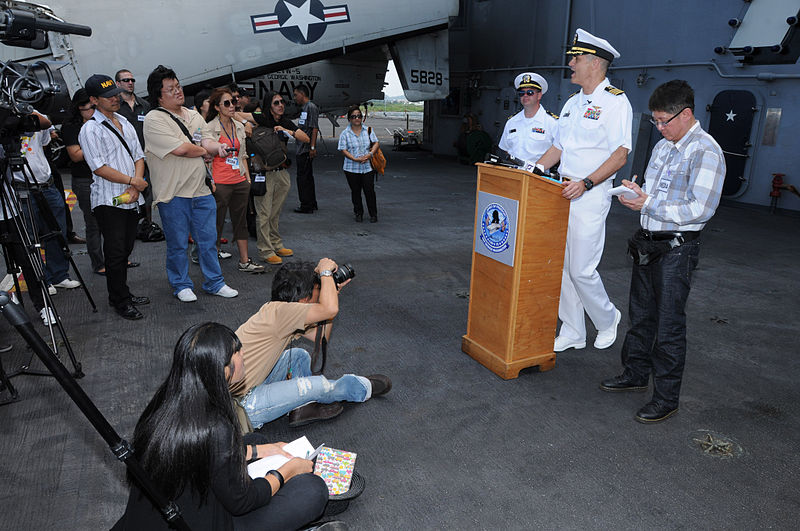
[605,86,624,95]
[507,114,515,121]
[568,90,579,99]
[546,110,559,119]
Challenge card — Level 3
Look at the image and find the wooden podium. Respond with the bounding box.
[461,163,569,379]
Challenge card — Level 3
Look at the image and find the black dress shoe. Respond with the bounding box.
[294,207,314,214]
[355,214,363,222]
[600,374,648,392]
[288,402,344,428]
[127,261,140,268]
[369,216,378,223]
[635,401,678,423]
[115,304,143,320]
[367,374,392,397]
[130,296,150,306]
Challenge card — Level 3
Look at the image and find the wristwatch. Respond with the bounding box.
[320,270,333,278]
[310,146,316,151]
[582,177,594,191]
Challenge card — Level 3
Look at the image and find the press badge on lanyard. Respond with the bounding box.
[654,170,673,196]
[220,121,238,169]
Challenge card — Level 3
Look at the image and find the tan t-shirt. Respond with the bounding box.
[143,107,210,205]
[231,301,310,397]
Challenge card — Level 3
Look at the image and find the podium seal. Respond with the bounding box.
[480,203,510,253]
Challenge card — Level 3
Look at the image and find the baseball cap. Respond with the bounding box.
[85,74,123,98]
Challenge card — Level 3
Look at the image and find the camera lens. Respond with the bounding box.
[332,263,355,284]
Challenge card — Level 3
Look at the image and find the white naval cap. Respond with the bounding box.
[514,72,548,94]
[566,28,621,61]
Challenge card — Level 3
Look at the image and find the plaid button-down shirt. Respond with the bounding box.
[640,121,725,232]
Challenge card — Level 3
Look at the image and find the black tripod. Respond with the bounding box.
[0,139,87,390]
[0,291,190,530]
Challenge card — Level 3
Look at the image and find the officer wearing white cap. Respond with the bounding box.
[498,72,557,163]
[536,28,633,353]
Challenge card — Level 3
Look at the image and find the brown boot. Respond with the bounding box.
[287,402,344,428]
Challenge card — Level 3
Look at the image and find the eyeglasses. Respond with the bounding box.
[518,89,539,96]
[650,106,689,128]
[161,82,182,96]
[272,99,285,106]
[221,98,238,107]
[349,114,363,119]
[119,78,135,83]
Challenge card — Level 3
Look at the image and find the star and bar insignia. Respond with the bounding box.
[251,0,350,45]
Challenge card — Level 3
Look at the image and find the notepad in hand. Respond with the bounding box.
[314,446,357,495]
[608,185,639,200]
[247,436,318,479]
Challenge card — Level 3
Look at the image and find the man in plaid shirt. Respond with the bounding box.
[600,80,725,423]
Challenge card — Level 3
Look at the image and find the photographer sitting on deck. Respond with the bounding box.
[230,258,391,429]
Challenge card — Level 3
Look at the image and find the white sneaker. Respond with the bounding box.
[594,308,622,349]
[40,307,56,326]
[47,284,57,296]
[218,250,232,259]
[212,284,238,298]
[554,335,586,352]
[53,278,81,289]
[176,288,198,302]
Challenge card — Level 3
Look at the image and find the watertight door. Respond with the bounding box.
[707,90,756,196]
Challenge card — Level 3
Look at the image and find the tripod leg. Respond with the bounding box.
[28,187,96,311]
[0,291,189,530]
[0,348,20,405]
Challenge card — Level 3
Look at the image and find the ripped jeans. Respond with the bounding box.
[239,348,370,429]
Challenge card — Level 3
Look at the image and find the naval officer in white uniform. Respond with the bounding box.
[536,29,633,352]
[498,72,557,163]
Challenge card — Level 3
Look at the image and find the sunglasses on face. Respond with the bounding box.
[349,114,363,119]
[119,78,135,83]
[518,89,539,96]
[221,98,238,107]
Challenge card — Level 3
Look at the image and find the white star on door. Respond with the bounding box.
[725,110,736,121]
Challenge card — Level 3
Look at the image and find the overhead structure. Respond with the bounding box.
[2,0,457,100]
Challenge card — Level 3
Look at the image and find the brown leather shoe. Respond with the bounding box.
[367,374,392,397]
[288,402,344,428]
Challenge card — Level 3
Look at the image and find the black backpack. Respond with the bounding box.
[246,126,287,171]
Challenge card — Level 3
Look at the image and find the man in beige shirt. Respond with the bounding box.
[231,258,391,428]
[143,65,237,302]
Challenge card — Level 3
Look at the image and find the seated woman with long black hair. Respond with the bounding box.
[113,322,328,530]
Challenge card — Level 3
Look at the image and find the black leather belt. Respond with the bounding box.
[639,229,701,242]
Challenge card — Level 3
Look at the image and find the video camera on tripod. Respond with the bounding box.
[0,3,91,132]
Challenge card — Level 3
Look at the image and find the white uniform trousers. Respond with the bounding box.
[558,184,617,341]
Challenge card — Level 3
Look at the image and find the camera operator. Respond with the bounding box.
[11,111,82,294]
[230,258,391,429]
[0,170,52,325]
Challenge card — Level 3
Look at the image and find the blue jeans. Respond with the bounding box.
[21,185,70,285]
[157,195,224,295]
[239,348,370,429]
[620,240,700,408]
